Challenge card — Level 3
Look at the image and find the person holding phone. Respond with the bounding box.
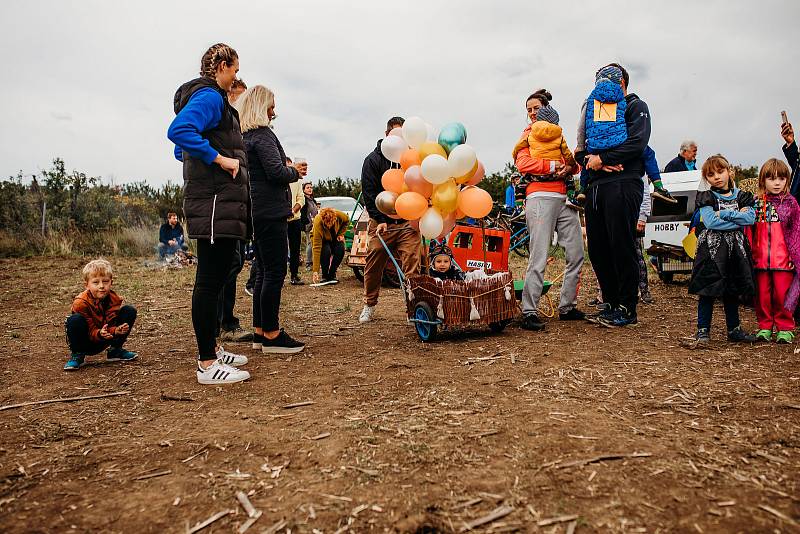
[780,112,800,200]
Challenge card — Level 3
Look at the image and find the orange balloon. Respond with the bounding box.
[394,191,429,220]
[381,168,405,194]
[418,141,447,162]
[458,186,493,219]
[454,207,466,220]
[400,148,422,170]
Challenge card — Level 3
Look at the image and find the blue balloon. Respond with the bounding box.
[438,122,467,155]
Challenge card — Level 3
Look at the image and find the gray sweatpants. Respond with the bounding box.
[521,196,584,315]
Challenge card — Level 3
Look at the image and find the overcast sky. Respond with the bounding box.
[1,0,797,187]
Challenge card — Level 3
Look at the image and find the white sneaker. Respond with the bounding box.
[216,345,248,367]
[359,305,376,323]
[196,359,251,384]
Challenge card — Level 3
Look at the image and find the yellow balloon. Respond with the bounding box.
[431,179,459,215]
[418,141,447,162]
[454,160,479,184]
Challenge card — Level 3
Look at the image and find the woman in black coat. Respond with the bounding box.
[237,85,305,354]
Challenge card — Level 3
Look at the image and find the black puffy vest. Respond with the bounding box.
[173,77,250,241]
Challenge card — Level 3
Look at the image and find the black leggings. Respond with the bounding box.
[193,238,237,361]
[320,239,345,279]
[253,219,288,332]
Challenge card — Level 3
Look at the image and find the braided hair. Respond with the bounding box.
[200,43,238,78]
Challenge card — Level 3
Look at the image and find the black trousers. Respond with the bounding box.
[320,239,345,279]
[288,219,303,278]
[585,179,644,314]
[216,240,244,334]
[253,220,288,332]
[246,254,259,290]
[65,305,137,355]
[193,238,237,360]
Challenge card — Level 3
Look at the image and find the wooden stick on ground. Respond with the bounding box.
[283,400,315,409]
[556,452,652,469]
[460,505,514,532]
[538,514,579,526]
[0,391,131,412]
[133,469,172,481]
[187,509,233,534]
[758,505,799,526]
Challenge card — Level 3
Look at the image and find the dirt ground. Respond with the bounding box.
[0,256,798,533]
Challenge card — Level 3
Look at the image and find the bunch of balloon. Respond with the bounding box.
[375,116,494,240]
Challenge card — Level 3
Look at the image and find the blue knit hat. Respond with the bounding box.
[536,105,560,125]
[595,65,623,85]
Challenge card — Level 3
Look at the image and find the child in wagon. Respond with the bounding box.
[429,243,465,281]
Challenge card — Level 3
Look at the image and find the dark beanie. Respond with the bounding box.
[536,105,560,125]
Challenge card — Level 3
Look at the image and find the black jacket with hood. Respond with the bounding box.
[173,77,250,242]
[361,139,406,225]
[244,125,300,227]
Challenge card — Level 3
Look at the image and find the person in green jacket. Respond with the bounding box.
[312,208,349,285]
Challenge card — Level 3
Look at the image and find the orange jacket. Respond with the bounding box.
[513,125,576,196]
[71,289,124,343]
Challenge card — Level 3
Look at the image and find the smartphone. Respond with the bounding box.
[782,111,789,124]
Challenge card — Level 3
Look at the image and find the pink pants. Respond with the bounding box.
[754,271,795,331]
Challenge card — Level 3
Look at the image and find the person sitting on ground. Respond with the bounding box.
[158,212,187,259]
[64,259,138,370]
[311,207,349,285]
[428,243,465,281]
[665,140,698,173]
[512,103,580,210]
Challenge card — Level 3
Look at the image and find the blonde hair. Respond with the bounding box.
[236,85,275,133]
[82,258,113,281]
[758,158,791,194]
[701,154,735,189]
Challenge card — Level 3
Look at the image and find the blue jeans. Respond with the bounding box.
[697,295,740,331]
[65,305,137,355]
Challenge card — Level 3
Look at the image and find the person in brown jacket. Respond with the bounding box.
[311,208,349,285]
[64,259,137,371]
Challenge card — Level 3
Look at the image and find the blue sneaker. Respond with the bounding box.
[64,353,85,371]
[599,306,638,327]
[586,306,614,324]
[106,347,138,362]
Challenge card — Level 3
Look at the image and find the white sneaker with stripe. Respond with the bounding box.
[196,359,250,385]
[216,345,248,367]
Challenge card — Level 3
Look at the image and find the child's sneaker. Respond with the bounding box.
[682,328,710,349]
[216,345,248,366]
[359,305,376,323]
[106,347,138,362]
[727,326,756,343]
[260,329,305,354]
[252,333,266,350]
[196,359,250,385]
[652,187,678,204]
[640,290,654,304]
[776,331,795,344]
[755,329,773,342]
[63,353,85,371]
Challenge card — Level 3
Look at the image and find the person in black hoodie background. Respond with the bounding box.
[237,84,305,355]
[168,43,251,385]
[358,116,422,323]
[574,63,649,328]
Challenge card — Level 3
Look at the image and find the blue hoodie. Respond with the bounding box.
[167,87,223,164]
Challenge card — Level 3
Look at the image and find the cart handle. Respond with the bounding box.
[376,233,407,289]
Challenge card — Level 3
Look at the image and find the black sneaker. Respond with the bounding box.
[261,329,305,354]
[559,308,586,321]
[290,276,304,286]
[520,313,545,331]
[220,327,254,343]
[640,290,654,304]
[252,333,266,350]
[652,187,678,204]
[727,326,756,343]
[585,306,614,324]
[682,327,710,349]
[598,305,638,327]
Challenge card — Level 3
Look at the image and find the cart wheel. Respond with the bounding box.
[659,272,674,284]
[489,319,511,333]
[413,302,438,342]
[352,266,364,282]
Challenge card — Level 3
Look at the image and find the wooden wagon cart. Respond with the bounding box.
[377,235,517,342]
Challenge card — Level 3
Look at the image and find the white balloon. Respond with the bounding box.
[420,154,450,185]
[380,134,406,164]
[389,127,404,138]
[401,116,427,149]
[426,123,438,142]
[447,144,477,177]
[419,207,444,240]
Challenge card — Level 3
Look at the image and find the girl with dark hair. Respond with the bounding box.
[168,43,251,384]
